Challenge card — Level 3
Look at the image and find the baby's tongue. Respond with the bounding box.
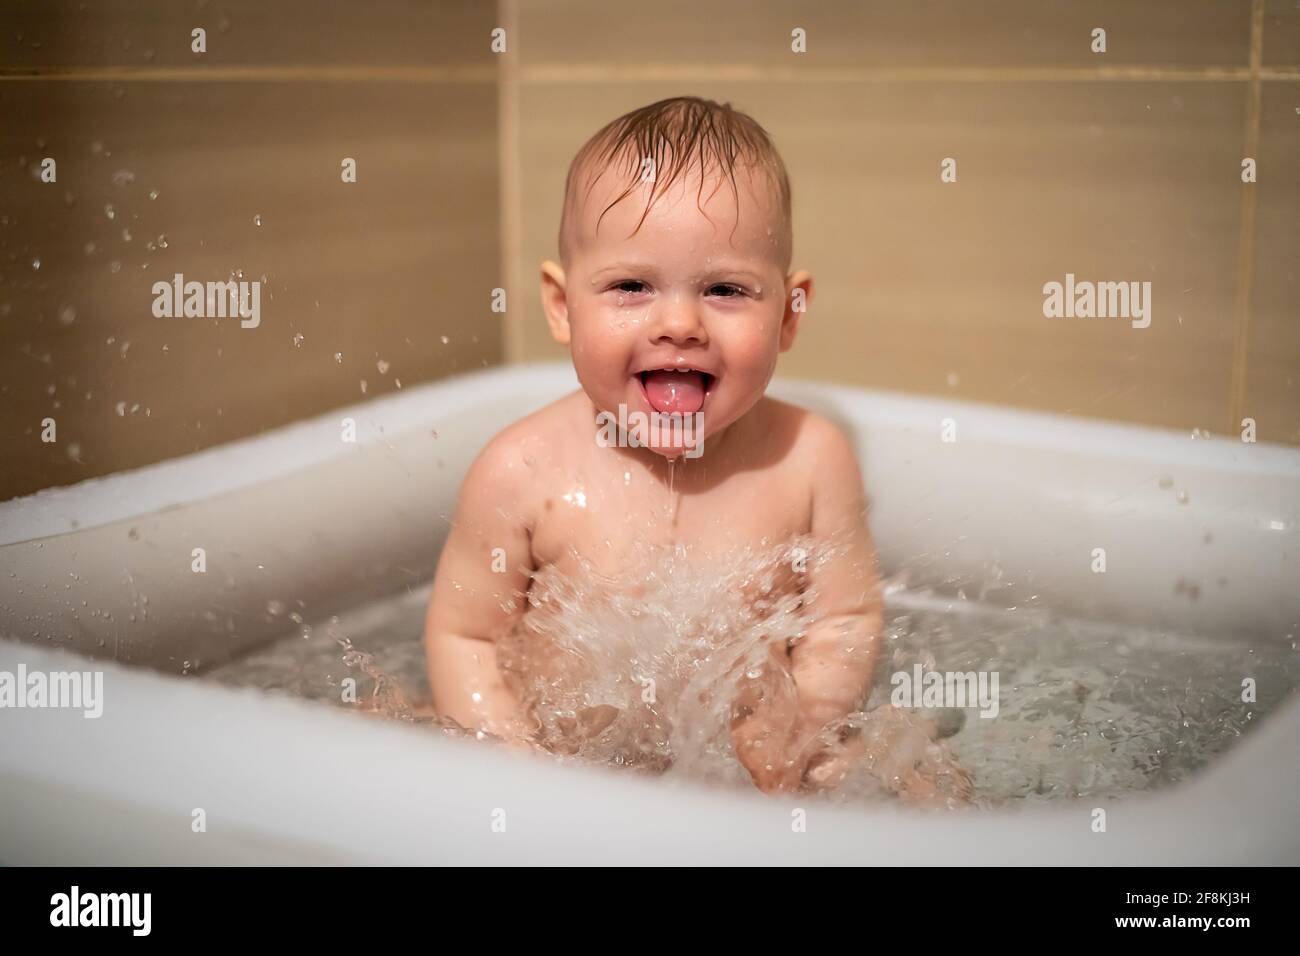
[642,370,706,415]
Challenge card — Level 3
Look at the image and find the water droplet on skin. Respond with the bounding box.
[104,203,115,220]
[156,235,168,248]
[334,352,343,363]
[148,188,158,200]
[111,169,134,187]
[440,335,450,345]
[1176,490,1189,504]
[292,333,304,348]
[266,599,285,616]
[31,258,40,270]
[377,359,390,374]
[253,214,262,226]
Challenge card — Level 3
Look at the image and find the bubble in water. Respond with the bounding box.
[148,189,159,200]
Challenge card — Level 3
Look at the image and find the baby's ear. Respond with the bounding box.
[539,260,571,344]
[779,270,813,351]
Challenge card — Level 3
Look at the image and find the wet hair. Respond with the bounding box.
[557,96,793,270]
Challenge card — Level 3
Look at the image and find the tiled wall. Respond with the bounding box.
[0,1,502,502]
[504,0,1300,444]
[4,1,1297,505]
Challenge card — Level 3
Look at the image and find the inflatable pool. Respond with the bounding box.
[1,363,1297,864]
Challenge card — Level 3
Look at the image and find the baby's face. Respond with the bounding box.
[549,162,803,458]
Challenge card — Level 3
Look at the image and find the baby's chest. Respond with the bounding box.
[529,467,811,574]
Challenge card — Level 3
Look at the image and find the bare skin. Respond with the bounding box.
[424,156,957,798]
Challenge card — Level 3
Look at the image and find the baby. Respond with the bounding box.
[424,96,961,799]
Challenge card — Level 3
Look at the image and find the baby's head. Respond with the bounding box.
[540,96,811,459]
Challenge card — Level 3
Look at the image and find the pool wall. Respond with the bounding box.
[1,363,1297,863]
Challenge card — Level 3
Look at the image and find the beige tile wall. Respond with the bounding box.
[4,0,1296,508]
[504,0,1300,443]
[0,2,502,502]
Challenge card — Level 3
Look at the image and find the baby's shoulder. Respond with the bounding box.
[461,390,587,496]
[756,396,858,468]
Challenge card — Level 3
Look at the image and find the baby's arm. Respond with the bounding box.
[733,419,882,793]
[424,437,536,745]
[789,418,882,746]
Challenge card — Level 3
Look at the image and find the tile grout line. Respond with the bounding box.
[4,65,1300,84]
[498,0,524,365]
[1227,0,1265,434]
[0,65,497,82]
[517,64,1300,83]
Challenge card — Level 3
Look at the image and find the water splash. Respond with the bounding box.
[205,542,1298,809]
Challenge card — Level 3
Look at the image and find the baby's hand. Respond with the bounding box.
[731,708,802,793]
[802,707,974,808]
[730,644,810,793]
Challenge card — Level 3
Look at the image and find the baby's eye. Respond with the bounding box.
[707,283,747,298]
[611,280,649,294]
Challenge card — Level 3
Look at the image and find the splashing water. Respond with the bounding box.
[497,536,827,785]
[205,541,1299,809]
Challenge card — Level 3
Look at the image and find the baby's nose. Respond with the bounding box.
[649,298,707,345]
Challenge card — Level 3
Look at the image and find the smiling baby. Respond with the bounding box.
[423,96,966,800]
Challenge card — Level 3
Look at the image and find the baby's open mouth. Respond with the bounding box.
[637,368,713,415]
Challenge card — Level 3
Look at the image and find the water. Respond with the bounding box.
[205,543,1299,809]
